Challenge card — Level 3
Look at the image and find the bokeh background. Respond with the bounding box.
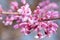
[0,0,60,40]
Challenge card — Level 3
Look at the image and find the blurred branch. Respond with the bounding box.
[39,18,60,22]
[1,12,19,14]
[0,12,60,21]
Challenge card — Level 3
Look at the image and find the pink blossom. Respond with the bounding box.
[17,3,32,16]
[0,5,3,20]
[10,1,18,11]
[13,24,19,29]
[0,0,59,39]
[21,0,26,4]
[0,5,3,12]
[2,16,14,25]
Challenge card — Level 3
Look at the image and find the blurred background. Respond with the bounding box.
[0,0,60,40]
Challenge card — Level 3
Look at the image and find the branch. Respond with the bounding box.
[1,12,19,14]
[40,18,60,22]
[0,12,60,21]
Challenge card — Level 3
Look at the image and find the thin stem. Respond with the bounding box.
[0,12,60,21]
[40,18,60,22]
[1,12,19,14]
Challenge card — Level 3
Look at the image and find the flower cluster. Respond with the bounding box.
[0,0,59,39]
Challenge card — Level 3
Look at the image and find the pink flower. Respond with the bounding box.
[0,0,59,39]
[17,3,32,16]
[0,5,3,12]
[0,5,3,20]
[2,16,14,25]
[35,32,43,39]
[21,0,26,4]
[13,24,19,29]
[10,1,18,11]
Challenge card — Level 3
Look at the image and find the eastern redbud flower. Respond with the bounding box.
[10,1,18,11]
[17,3,31,16]
[2,16,14,25]
[0,5,3,20]
[0,5,3,12]
[0,0,59,39]
[13,24,19,29]
[32,0,59,39]
[21,0,26,4]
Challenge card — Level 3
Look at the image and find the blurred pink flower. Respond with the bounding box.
[0,0,59,39]
[10,1,18,11]
[21,0,26,4]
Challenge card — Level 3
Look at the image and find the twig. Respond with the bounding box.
[0,12,60,21]
[40,18,60,22]
[1,12,19,14]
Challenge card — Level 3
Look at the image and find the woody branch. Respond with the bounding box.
[0,12,60,21]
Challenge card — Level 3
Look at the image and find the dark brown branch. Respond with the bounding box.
[40,18,60,22]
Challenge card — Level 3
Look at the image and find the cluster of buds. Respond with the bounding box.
[0,0,59,39]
